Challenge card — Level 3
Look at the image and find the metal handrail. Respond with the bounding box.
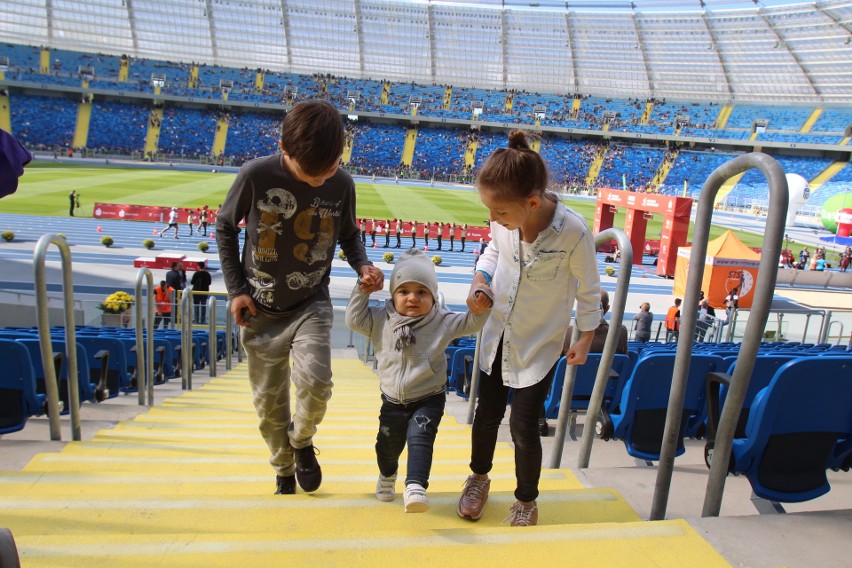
[33,234,81,441]
[207,295,217,377]
[225,299,233,370]
[134,268,155,406]
[826,318,844,346]
[181,286,193,390]
[647,153,787,520]
[569,228,633,469]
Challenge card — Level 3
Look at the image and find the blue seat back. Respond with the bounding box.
[731,356,852,502]
[0,339,44,433]
[611,353,723,460]
[447,347,475,398]
[544,353,633,419]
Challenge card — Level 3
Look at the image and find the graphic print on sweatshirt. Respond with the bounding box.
[255,187,296,263]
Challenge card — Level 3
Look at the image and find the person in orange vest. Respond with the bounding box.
[154,280,175,329]
[665,298,682,342]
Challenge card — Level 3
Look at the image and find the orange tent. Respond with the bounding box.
[673,230,760,310]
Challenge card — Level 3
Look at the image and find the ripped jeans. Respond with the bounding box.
[376,392,445,489]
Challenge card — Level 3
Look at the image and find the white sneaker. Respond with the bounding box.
[403,482,429,513]
[376,473,397,502]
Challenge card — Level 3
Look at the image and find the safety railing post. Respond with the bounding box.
[134,268,155,406]
[465,331,483,425]
[181,287,193,390]
[802,313,812,343]
[225,299,233,370]
[33,234,82,441]
[692,153,788,519]
[207,296,217,377]
[572,228,632,469]
[818,310,832,345]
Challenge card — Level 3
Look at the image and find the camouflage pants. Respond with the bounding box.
[241,298,334,477]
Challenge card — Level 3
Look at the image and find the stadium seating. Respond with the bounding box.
[718,357,852,503]
[0,339,46,434]
[543,353,634,420]
[596,352,724,461]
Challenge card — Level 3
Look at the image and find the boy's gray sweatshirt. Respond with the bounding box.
[345,286,489,404]
[216,154,370,314]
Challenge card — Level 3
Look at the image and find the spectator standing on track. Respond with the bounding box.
[198,205,210,236]
[665,298,681,342]
[154,280,175,329]
[632,302,653,343]
[460,224,468,252]
[191,262,212,324]
[448,223,456,251]
[69,190,77,216]
[186,208,195,237]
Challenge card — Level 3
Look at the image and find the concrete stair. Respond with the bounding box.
[1,360,730,567]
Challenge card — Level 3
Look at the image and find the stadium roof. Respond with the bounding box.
[1,0,850,103]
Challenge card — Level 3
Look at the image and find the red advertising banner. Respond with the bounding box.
[594,188,693,277]
[93,203,220,224]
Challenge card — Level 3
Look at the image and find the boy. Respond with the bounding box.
[346,249,492,512]
[216,100,384,495]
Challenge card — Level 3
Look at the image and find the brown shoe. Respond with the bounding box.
[457,474,490,520]
[504,500,538,527]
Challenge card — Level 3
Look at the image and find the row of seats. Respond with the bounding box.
[536,340,852,504]
[0,325,230,435]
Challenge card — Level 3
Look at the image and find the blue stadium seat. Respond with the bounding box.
[720,357,852,503]
[596,353,723,461]
[447,347,476,399]
[543,353,633,419]
[0,339,46,434]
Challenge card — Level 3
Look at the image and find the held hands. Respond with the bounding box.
[358,264,385,293]
[467,284,494,314]
[231,294,257,327]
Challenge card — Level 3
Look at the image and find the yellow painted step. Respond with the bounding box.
[0,468,578,501]
[1,360,731,567]
[13,520,729,568]
[3,488,636,537]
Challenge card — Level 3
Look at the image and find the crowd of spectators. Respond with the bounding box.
[4,43,852,200]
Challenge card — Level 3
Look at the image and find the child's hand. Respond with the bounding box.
[358,265,385,293]
[467,284,494,314]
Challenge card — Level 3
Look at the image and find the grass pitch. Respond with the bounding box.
[2,161,770,250]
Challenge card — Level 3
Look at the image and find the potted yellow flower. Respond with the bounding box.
[97,291,135,328]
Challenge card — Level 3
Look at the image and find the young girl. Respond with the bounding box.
[457,130,601,527]
[346,249,492,513]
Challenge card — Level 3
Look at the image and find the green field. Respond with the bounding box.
[1,161,775,251]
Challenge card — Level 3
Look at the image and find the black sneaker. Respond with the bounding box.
[539,417,549,437]
[294,445,322,492]
[275,475,296,495]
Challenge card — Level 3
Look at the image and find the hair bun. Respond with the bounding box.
[507,130,530,150]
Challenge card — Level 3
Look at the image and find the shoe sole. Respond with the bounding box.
[295,475,321,493]
[457,496,487,521]
[405,500,429,513]
[376,493,395,502]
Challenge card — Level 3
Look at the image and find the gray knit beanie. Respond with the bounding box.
[389,249,438,300]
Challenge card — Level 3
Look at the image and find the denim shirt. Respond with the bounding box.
[475,199,601,388]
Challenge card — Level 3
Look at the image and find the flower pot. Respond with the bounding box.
[101,312,133,328]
